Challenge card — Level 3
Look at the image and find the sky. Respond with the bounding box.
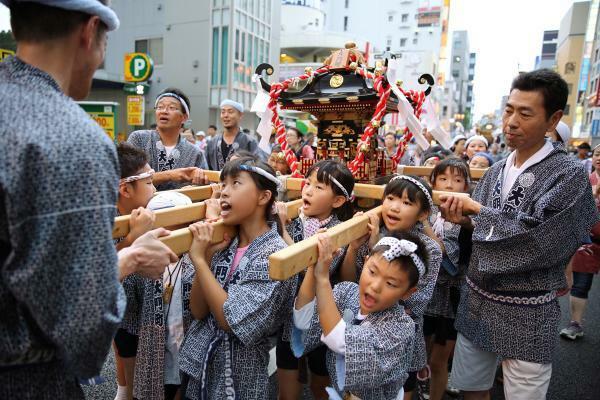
[447,0,579,119]
[0,1,581,120]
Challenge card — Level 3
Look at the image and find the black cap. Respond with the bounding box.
[578,142,591,150]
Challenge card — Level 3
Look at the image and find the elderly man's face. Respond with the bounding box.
[220,106,242,129]
[502,89,561,153]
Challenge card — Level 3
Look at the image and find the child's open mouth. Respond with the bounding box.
[385,214,400,224]
[220,201,232,217]
[363,292,377,309]
[302,199,311,209]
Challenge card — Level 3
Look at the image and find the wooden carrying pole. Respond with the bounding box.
[159,198,304,256]
[171,170,221,202]
[113,202,208,239]
[284,178,470,203]
[114,170,224,237]
[269,206,381,280]
[268,183,470,281]
[397,165,487,180]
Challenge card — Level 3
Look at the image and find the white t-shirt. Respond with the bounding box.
[164,145,176,157]
[293,298,367,356]
[163,262,185,385]
[501,140,554,202]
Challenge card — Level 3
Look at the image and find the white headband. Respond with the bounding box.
[388,175,434,210]
[326,173,354,201]
[452,134,467,145]
[465,135,488,148]
[220,99,244,113]
[376,236,426,278]
[238,164,281,193]
[155,93,190,116]
[120,169,155,184]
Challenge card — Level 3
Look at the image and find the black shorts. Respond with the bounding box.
[276,333,328,376]
[164,384,180,400]
[423,315,457,345]
[403,371,417,391]
[114,328,138,358]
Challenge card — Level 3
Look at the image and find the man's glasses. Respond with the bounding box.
[155,105,182,113]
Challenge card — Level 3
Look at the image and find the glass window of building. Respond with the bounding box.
[134,38,163,65]
[221,27,229,85]
[211,29,219,85]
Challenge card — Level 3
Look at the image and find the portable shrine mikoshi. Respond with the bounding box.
[254,42,435,182]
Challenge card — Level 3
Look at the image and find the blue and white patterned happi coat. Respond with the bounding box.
[127,129,207,191]
[456,143,598,364]
[353,225,441,372]
[179,224,297,399]
[0,57,124,399]
[293,282,416,400]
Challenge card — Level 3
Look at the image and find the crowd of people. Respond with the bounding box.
[1,2,599,400]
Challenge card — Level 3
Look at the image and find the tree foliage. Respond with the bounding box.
[0,30,16,52]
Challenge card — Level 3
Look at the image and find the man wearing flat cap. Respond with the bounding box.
[0,1,177,398]
[205,99,261,170]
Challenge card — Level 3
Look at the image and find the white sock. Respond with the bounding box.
[114,385,128,400]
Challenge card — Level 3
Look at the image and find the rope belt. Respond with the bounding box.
[466,276,557,306]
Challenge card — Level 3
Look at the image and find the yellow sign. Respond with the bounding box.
[0,48,15,62]
[124,53,153,82]
[127,95,145,126]
[89,113,115,140]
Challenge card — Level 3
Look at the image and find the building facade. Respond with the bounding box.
[448,30,472,128]
[95,0,281,135]
[556,1,590,131]
[534,30,559,70]
[279,0,367,80]
[466,52,476,124]
[580,0,600,143]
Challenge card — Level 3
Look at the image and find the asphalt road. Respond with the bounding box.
[84,278,600,400]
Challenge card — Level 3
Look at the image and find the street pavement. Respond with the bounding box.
[84,279,600,400]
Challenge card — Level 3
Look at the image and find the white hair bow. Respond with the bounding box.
[375,236,426,277]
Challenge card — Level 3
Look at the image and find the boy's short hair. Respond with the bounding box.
[510,69,568,120]
[10,1,109,42]
[117,142,148,179]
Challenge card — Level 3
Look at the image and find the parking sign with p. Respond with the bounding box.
[124,53,153,82]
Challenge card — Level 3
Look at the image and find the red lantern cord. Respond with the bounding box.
[347,69,391,174]
[267,66,330,177]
